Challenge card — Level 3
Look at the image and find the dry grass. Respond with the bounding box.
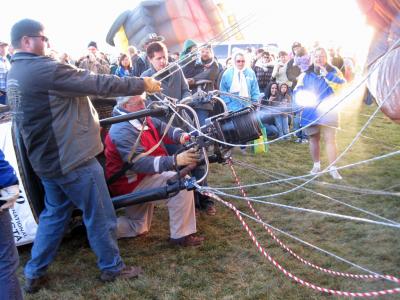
[19,105,400,299]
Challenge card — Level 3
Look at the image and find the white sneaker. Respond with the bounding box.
[328,166,343,180]
[310,165,321,175]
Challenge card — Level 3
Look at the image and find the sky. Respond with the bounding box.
[1,0,373,60]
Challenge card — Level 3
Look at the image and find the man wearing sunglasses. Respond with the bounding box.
[6,18,161,293]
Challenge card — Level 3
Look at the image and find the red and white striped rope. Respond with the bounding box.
[226,159,400,284]
[203,191,400,297]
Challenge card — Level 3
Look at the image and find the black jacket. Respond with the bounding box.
[286,58,301,88]
[7,52,145,178]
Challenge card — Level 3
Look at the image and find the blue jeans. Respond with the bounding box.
[24,158,124,279]
[274,114,289,137]
[0,211,23,300]
[0,94,6,105]
[292,111,307,139]
[263,124,278,139]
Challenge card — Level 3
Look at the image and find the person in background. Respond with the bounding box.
[7,18,161,293]
[219,51,260,112]
[225,57,232,68]
[133,33,165,77]
[181,44,220,216]
[78,41,110,74]
[250,48,265,69]
[0,41,11,105]
[180,39,198,79]
[59,52,72,65]
[272,50,291,88]
[171,52,180,61]
[286,42,302,89]
[6,45,14,63]
[328,46,344,74]
[220,51,260,154]
[276,83,291,139]
[258,82,279,140]
[294,47,346,179]
[0,149,22,300]
[142,41,191,104]
[253,51,274,91]
[292,45,311,144]
[127,45,139,71]
[293,46,311,73]
[263,82,289,139]
[114,53,134,77]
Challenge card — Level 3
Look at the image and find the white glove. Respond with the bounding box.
[0,184,20,211]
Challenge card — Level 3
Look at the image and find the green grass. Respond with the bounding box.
[19,104,400,299]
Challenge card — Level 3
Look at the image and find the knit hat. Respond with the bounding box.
[292,42,302,49]
[180,39,197,59]
[87,41,98,49]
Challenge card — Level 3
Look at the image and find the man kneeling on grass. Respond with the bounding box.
[105,94,204,246]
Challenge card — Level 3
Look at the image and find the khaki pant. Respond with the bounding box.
[117,171,196,239]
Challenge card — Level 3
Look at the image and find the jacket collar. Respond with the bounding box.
[11,52,44,62]
[112,107,149,130]
[306,63,335,74]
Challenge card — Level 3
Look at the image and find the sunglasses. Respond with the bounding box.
[236,60,245,63]
[28,35,49,43]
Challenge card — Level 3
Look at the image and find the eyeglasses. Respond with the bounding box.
[28,35,49,43]
[236,60,245,63]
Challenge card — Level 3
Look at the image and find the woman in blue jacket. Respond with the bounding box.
[293,48,346,179]
[114,54,134,77]
[219,52,260,112]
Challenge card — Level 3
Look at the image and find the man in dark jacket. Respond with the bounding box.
[142,41,191,102]
[6,18,161,293]
[181,45,220,215]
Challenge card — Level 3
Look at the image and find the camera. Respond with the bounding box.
[188,107,261,158]
[204,107,261,148]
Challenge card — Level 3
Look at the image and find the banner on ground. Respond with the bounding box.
[0,121,37,246]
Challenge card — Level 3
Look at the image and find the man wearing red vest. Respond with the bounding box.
[105,94,204,247]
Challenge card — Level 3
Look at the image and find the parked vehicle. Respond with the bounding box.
[212,42,279,66]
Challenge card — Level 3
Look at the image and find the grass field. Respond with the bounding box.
[19,104,400,300]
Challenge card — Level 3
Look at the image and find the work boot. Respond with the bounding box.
[24,276,48,294]
[100,266,143,283]
[170,234,205,247]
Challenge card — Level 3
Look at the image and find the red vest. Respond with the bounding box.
[105,117,169,196]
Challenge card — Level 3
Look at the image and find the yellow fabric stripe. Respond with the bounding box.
[325,67,346,93]
[114,26,129,54]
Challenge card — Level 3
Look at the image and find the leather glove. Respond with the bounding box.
[0,184,20,211]
[143,77,162,93]
[179,133,190,144]
[176,148,200,166]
